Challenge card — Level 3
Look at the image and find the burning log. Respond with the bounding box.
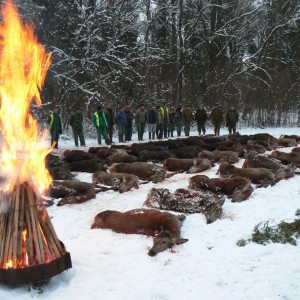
[0,183,71,284]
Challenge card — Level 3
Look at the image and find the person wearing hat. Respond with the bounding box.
[92,105,111,145]
[48,107,62,149]
[69,106,86,147]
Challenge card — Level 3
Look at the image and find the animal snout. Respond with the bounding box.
[148,249,157,257]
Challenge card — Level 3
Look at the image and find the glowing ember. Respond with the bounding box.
[0,0,52,194]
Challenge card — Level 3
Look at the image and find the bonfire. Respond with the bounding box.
[0,0,71,284]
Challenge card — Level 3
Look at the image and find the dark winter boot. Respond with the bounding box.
[152,132,155,140]
[105,138,111,145]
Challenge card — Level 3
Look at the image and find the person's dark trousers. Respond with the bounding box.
[125,126,132,141]
[108,125,114,143]
[51,130,60,148]
[228,123,236,134]
[197,122,206,135]
[214,125,221,136]
[163,121,168,138]
[72,127,85,146]
[157,124,163,139]
[168,124,175,137]
[137,122,146,141]
[184,122,191,136]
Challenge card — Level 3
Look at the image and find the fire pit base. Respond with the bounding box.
[0,242,72,285]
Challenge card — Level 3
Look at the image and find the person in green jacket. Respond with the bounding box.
[48,107,62,149]
[92,106,111,145]
[69,107,86,147]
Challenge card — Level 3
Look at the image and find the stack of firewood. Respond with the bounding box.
[0,183,64,269]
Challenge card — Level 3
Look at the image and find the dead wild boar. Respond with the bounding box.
[243,154,294,179]
[138,149,175,163]
[110,162,166,183]
[211,150,239,164]
[92,171,139,193]
[218,162,275,186]
[63,149,97,162]
[91,208,188,256]
[50,180,97,206]
[144,188,225,223]
[68,159,104,173]
[188,175,253,202]
[48,166,74,180]
[170,146,203,159]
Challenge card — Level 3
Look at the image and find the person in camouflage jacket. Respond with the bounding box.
[226,106,239,134]
[69,107,86,147]
[210,103,223,136]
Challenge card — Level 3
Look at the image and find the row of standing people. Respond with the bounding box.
[48,103,239,148]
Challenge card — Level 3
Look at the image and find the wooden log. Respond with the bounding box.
[0,193,8,266]
[37,212,60,260]
[24,190,34,266]
[42,210,64,255]
[27,187,43,264]
[3,191,15,267]
[12,186,20,265]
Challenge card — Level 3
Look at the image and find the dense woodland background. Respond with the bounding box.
[9,0,300,128]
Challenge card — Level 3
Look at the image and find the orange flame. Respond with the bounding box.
[0,0,52,194]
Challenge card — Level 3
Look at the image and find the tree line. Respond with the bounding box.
[10,0,300,127]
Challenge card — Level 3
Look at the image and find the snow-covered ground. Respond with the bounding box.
[1,126,300,300]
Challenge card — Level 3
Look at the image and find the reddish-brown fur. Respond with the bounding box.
[189,175,253,202]
[218,162,275,185]
[163,157,211,173]
[271,150,300,166]
[242,154,294,179]
[110,162,166,183]
[91,209,188,256]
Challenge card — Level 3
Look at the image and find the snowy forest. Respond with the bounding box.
[12,0,300,127]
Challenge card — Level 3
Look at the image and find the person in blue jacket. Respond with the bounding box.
[115,106,127,143]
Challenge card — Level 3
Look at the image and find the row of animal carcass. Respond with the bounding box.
[45,137,300,256]
[46,141,300,215]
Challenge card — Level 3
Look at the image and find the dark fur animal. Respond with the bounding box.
[110,162,166,183]
[63,150,97,162]
[144,188,225,223]
[218,162,275,186]
[188,175,253,202]
[138,149,175,162]
[92,171,139,193]
[68,159,104,172]
[91,208,188,256]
